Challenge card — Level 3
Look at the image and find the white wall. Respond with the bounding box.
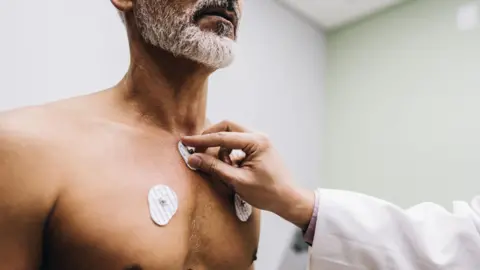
[0,1,325,269]
[325,0,480,208]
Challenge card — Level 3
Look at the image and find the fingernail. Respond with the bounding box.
[188,155,202,169]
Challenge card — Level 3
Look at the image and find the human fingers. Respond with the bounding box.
[182,132,259,155]
[187,153,246,188]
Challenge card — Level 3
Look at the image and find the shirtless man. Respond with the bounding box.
[0,0,260,269]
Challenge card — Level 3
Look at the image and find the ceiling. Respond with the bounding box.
[278,0,407,31]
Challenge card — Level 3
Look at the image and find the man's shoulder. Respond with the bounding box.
[0,99,87,188]
[0,106,64,225]
[0,104,63,144]
[0,98,93,165]
[0,94,99,143]
[0,107,60,180]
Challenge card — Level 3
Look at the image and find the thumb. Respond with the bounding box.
[188,153,243,187]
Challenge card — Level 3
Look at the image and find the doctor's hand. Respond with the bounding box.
[181,121,315,229]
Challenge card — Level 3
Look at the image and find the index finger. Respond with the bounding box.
[181,132,257,154]
[202,120,250,135]
[195,120,250,153]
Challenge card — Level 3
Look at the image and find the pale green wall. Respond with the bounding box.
[325,0,480,207]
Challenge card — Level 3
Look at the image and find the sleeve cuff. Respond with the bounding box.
[303,189,320,245]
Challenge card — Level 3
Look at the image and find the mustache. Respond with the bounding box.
[194,0,241,20]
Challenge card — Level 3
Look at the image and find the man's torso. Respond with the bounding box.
[4,92,260,270]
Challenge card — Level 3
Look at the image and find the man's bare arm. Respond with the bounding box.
[0,115,58,269]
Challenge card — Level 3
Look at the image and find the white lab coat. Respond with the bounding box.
[309,189,480,270]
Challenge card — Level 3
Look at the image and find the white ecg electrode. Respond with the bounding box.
[178,142,196,170]
[148,185,178,226]
[235,193,252,222]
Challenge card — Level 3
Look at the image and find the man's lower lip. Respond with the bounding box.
[198,15,234,27]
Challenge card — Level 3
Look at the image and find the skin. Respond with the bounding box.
[181,121,315,230]
[0,0,259,269]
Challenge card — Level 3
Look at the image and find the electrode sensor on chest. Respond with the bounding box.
[178,142,196,170]
[177,141,253,222]
[148,185,178,226]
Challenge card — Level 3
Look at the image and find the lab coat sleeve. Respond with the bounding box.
[309,189,480,270]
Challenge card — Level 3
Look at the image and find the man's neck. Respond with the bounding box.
[116,34,213,135]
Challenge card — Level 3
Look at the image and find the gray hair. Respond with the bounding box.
[118,0,238,68]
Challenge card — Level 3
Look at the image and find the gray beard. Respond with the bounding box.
[133,0,239,69]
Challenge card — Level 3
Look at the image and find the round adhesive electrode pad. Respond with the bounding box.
[234,193,252,222]
[148,185,178,226]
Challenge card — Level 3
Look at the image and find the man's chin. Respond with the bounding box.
[193,52,236,70]
[146,25,237,70]
[188,36,237,69]
[212,42,237,69]
[215,54,235,69]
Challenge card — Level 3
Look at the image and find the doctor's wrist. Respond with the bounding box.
[273,186,315,230]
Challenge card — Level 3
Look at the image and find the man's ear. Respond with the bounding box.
[111,0,134,13]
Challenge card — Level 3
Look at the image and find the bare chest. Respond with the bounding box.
[42,143,259,270]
